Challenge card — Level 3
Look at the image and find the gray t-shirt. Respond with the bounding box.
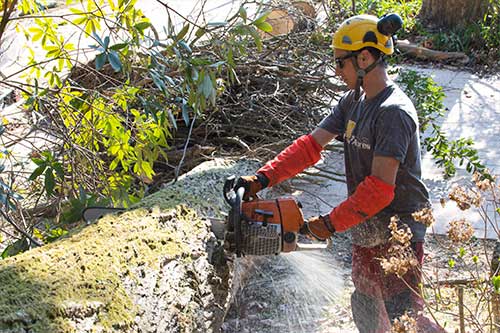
[319,83,429,247]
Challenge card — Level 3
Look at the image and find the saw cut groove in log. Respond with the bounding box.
[0,159,260,333]
[259,9,295,38]
[292,1,316,18]
[258,1,317,39]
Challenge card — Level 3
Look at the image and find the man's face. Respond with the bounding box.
[333,48,358,89]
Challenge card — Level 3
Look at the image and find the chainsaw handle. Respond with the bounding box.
[223,175,247,204]
[224,176,245,257]
[296,240,332,251]
[223,176,236,204]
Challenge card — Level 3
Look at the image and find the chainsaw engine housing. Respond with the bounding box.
[239,198,304,255]
[224,176,305,256]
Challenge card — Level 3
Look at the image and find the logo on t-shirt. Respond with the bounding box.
[346,120,356,139]
[344,119,371,150]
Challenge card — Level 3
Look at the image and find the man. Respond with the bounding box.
[236,14,446,333]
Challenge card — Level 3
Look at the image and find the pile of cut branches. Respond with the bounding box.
[195,32,342,160]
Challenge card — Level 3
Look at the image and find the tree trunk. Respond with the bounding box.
[420,0,488,28]
[0,159,259,333]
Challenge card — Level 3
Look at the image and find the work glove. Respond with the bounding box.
[234,173,269,201]
[300,215,335,241]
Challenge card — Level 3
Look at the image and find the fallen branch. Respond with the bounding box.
[397,39,470,64]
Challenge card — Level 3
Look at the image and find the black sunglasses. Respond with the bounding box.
[334,52,358,69]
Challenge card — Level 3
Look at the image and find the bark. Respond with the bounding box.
[420,0,488,29]
[397,39,469,63]
[0,158,260,333]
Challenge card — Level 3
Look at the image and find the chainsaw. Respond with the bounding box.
[223,176,328,257]
[82,176,328,257]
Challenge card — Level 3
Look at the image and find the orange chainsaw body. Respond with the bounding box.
[224,176,324,257]
[241,197,305,253]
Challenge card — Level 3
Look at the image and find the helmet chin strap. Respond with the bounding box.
[351,56,383,101]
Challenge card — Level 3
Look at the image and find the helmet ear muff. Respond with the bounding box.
[377,13,403,36]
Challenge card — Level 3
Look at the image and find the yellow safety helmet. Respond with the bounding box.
[332,14,394,55]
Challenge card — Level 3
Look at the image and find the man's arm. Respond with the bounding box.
[256,127,339,188]
[234,127,339,199]
[302,154,400,239]
[371,155,400,185]
[311,127,339,147]
[324,154,399,233]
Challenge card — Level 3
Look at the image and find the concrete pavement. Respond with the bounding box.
[413,66,500,239]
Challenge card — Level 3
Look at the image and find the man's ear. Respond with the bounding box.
[359,49,373,67]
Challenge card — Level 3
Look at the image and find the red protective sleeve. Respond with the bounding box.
[329,175,395,232]
[257,134,323,187]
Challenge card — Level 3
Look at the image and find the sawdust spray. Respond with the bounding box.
[224,250,350,333]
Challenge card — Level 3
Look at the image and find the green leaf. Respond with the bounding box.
[207,22,227,27]
[195,28,206,38]
[45,169,55,196]
[167,110,177,130]
[247,26,263,51]
[459,247,466,258]
[53,162,64,179]
[110,42,129,51]
[150,72,166,92]
[164,76,175,86]
[178,40,192,53]
[95,53,107,70]
[182,102,190,126]
[33,228,44,241]
[46,227,68,242]
[209,61,226,68]
[134,21,151,32]
[239,6,247,21]
[108,51,122,72]
[93,33,105,47]
[493,276,500,293]
[103,36,110,49]
[140,160,154,179]
[175,24,190,42]
[31,157,45,166]
[201,74,213,98]
[72,16,88,25]
[255,21,272,33]
[29,165,46,181]
[448,259,455,268]
[1,238,29,259]
[253,11,270,25]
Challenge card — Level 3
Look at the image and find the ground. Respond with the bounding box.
[222,228,498,333]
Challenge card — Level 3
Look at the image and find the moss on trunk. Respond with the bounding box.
[0,158,260,333]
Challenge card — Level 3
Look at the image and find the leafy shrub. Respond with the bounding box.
[397,69,487,178]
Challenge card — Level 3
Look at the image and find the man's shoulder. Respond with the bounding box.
[382,84,414,107]
[379,85,418,123]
